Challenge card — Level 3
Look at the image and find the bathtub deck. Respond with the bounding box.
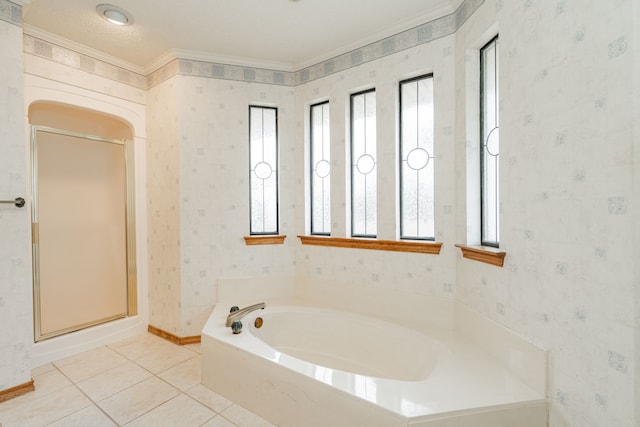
[202,302,547,427]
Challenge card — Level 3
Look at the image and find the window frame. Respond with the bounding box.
[309,100,331,236]
[480,35,500,247]
[248,105,280,236]
[398,73,436,241]
[349,88,377,238]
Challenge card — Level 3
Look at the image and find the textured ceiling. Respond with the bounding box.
[22,0,461,72]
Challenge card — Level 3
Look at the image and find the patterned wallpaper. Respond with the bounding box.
[23,0,484,90]
[146,79,182,336]
[0,2,32,392]
[293,35,458,303]
[146,76,297,335]
[0,0,21,26]
[22,35,147,90]
[453,1,636,426]
[5,0,640,426]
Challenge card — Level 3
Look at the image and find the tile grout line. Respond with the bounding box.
[98,340,193,426]
[43,364,120,427]
[45,338,193,426]
[101,339,226,426]
[25,336,243,427]
[141,352,231,427]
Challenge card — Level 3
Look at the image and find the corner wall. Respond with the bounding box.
[634,0,640,422]
[0,1,32,393]
[21,35,149,366]
[455,1,636,426]
[146,75,297,337]
[7,3,637,426]
[292,36,458,325]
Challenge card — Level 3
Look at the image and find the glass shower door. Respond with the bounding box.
[32,127,131,341]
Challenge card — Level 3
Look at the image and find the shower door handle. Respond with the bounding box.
[0,197,25,208]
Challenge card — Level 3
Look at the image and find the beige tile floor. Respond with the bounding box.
[0,333,277,427]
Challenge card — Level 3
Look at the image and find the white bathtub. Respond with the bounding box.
[250,306,442,381]
[202,301,547,427]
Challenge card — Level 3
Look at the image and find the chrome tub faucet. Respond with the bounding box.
[226,302,265,333]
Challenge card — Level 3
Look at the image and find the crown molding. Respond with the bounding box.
[143,50,178,76]
[292,3,454,70]
[145,48,296,76]
[23,24,145,75]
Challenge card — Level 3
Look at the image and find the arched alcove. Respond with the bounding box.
[28,101,134,140]
[28,100,139,342]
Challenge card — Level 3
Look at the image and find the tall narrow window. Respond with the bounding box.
[249,106,279,235]
[399,74,435,240]
[350,89,377,238]
[310,101,331,235]
[480,36,499,246]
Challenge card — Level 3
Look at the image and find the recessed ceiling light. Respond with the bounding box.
[96,4,133,26]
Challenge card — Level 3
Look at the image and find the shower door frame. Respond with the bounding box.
[31,125,138,342]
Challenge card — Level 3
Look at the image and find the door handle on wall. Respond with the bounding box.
[0,197,25,208]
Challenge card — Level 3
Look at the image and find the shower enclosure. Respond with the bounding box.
[29,103,137,342]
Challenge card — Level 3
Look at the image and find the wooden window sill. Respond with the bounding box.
[244,235,287,245]
[455,244,506,267]
[298,235,442,254]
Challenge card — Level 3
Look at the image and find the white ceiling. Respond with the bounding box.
[22,0,461,73]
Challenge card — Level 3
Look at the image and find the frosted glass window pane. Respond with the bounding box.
[400,75,435,240]
[310,101,331,235]
[481,36,499,246]
[350,89,377,237]
[249,106,279,234]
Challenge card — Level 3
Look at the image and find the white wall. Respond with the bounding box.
[455,1,636,426]
[292,36,458,325]
[0,2,637,426]
[0,4,32,393]
[634,0,640,422]
[146,75,182,336]
[146,74,297,337]
[20,40,149,366]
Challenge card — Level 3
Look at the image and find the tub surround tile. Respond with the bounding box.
[454,301,548,396]
[97,377,180,425]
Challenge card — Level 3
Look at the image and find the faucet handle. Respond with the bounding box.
[231,321,243,334]
[229,306,242,333]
